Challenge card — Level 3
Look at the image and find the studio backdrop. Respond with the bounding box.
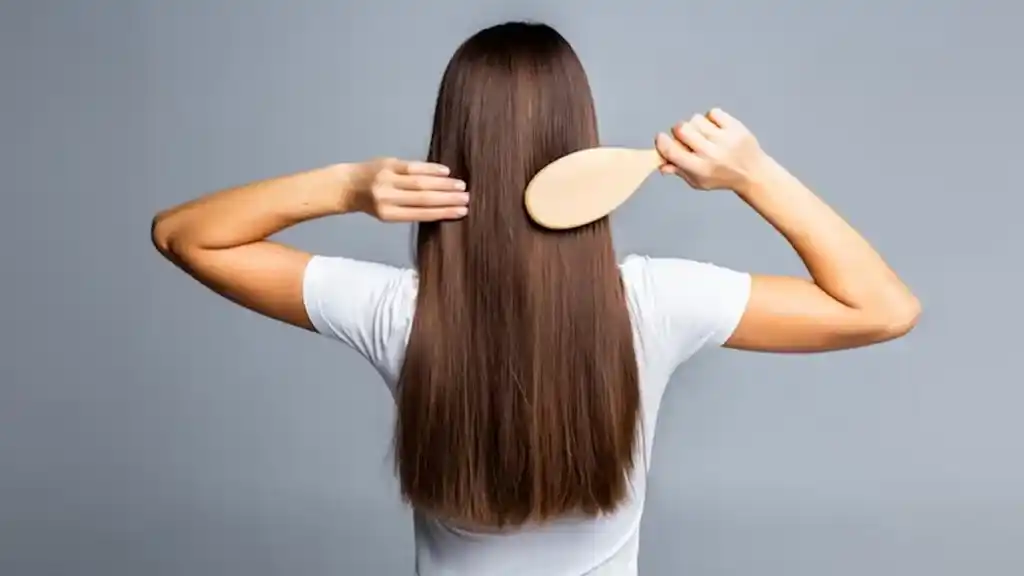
[1,1,1022,575]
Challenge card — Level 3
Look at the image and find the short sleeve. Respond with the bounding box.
[621,255,751,373]
[302,255,416,381]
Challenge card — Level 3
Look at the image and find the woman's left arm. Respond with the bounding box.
[150,159,468,330]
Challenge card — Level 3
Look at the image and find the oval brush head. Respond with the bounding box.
[524,147,663,230]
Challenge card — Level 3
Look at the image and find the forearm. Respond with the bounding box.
[151,163,363,254]
[736,156,920,321]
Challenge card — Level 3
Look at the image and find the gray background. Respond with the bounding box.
[1,0,1021,575]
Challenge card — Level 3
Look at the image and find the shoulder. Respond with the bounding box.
[619,253,751,371]
[303,255,417,384]
[619,254,750,318]
[620,253,745,287]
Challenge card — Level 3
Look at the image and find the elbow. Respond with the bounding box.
[151,211,208,272]
[876,295,922,341]
[150,211,180,259]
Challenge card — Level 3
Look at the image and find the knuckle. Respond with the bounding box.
[373,157,398,174]
[371,190,391,208]
[373,171,392,186]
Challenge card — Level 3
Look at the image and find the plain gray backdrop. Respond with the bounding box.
[2,0,1022,575]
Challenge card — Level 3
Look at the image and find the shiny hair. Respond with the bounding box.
[395,21,641,528]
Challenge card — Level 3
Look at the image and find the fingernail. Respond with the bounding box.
[437,165,451,175]
[454,180,466,190]
[455,206,468,216]
[459,193,470,203]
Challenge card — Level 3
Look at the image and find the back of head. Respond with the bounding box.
[395,21,641,528]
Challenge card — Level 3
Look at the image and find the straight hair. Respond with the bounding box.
[395,21,641,528]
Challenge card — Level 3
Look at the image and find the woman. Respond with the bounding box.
[152,21,919,576]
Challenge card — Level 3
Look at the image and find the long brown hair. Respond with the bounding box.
[395,22,641,528]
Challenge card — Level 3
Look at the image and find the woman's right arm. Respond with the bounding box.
[656,109,921,353]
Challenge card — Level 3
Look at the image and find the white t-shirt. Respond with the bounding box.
[303,253,752,576]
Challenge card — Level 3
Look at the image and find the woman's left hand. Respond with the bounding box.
[350,157,470,222]
[655,108,769,192]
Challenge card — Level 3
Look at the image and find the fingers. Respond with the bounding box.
[656,109,752,190]
[391,174,467,192]
[385,189,470,208]
[393,160,452,177]
[370,159,470,222]
[706,107,742,131]
[688,114,720,139]
[385,161,466,193]
[379,205,468,222]
[655,132,704,172]
[672,122,713,153]
[383,173,468,208]
[373,184,469,222]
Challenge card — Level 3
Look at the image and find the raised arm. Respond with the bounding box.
[655,109,920,353]
[150,159,468,330]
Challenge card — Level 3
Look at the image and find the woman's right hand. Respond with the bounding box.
[349,158,470,222]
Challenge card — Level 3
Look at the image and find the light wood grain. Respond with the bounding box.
[525,147,663,230]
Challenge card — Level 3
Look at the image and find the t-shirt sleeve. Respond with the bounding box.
[622,255,752,373]
[302,255,415,378]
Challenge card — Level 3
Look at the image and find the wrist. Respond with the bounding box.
[329,162,372,215]
[733,154,783,200]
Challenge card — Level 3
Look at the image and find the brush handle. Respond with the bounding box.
[639,148,666,171]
